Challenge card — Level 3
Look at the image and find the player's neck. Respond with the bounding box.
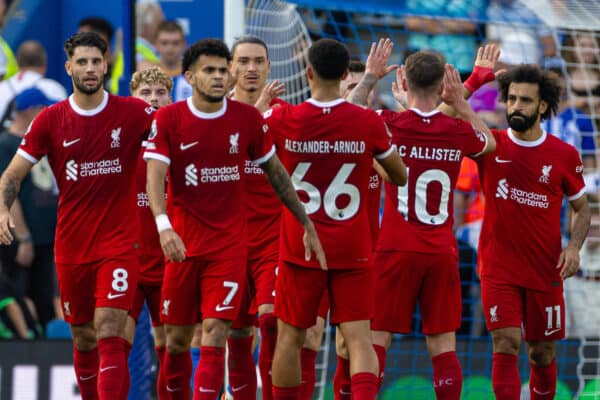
[191,94,224,113]
[232,87,261,106]
[310,86,342,102]
[511,125,543,142]
[8,119,27,137]
[72,89,105,110]
[407,97,437,113]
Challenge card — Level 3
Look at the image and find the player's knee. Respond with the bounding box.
[528,341,555,366]
[71,324,97,351]
[202,319,230,346]
[165,328,192,354]
[491,331,520,355]
[95,308,128,339]
[278,323,305,349]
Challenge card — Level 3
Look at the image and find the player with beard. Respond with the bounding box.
[0,32,155,399]
[477,65,590,399]
[127,66,172,400]
[143,38,325,400]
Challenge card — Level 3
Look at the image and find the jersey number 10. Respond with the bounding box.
[397,168,451,225]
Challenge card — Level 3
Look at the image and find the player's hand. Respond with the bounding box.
[441,64,466,107]
[15,241,34,267]
[159,229,186,263]
[474,43,501,71]
[255,80,286,113]
[365,38,399,80]
[303,222,327,270]
[0,210,15,245]
[391,66,408,110]
[557,244,580,280]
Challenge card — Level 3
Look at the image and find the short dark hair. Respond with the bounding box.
[348,59,365,73]
[157,20,184,37]
[231,35,269,60]
[78,17,115,43]
[182,39,231,73]
[404,50,445,92]
[308,39,349,81]
[16,41,46,68]
[497,64,561,121]
[64,32,107,58]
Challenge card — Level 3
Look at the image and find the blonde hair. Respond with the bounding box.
[129,66,173,94]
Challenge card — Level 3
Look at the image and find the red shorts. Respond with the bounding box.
[275,261,373,329]
[130,283,163,326]
[372,251,461,335]
[317,289,329,320]
[161,257,246,325]
[231,272,258,329]
[481,277,565,341]
[56,254,139,325]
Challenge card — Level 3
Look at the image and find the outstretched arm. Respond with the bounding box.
[347,38,398,107]
[557,196,591,280]
[260,154,327,269]
[0,155,34,245]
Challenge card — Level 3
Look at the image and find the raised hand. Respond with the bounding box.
[391,65,408,109]
[365,38,399,80]
[441,64,466,107]
[255,80,286,113]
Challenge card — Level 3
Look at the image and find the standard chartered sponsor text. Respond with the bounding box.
[201,165,240,183]
[80,158,122,177]
[510,187,549,208]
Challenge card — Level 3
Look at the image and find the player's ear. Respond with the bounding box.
[341,69,349,81]
[184,69,193,85]
[538,99,548,116]
[65,60,72,77]
[306,65,314,81]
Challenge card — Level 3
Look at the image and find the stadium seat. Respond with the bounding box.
[45,319,72,339]
[381,375,434,400]
[461,375,494,400]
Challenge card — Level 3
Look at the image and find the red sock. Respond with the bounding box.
[120,341,132,399]
[163,351,192,400]
[530,359,557,399]
[259,313,277,400]
[193,346,225,400]
[97,337,129,400]
[300,348,317,400]
[74,347,99,400]
[333,356,351,400]
[431,351,463,400]
[373,344,387,389]
[350,372,378,400]
[227,336,257,400]
[492,353,521,400]
[155,346,168,400]
[273,384,300,400]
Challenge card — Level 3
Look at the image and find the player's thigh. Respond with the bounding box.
[95,255,139,312]
[481,277,524,332]
[371,251,422,333]
[329,266,374,326]
[56,262,95,325]
[523,284,565,341]
[275,261,327,329]
[161,258,202,325]
[419,252,462,335]
[200,257,247,322]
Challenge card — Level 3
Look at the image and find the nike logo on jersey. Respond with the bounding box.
[544,328,561,336]
[100,366,118,373]
[215,304,234,312]
[63,138,81,147]
[495,157,512,163]
[180,141,199,151]
[231,384,248,392]
[199,387,217,393]
[107,292,126,299]
[79,374,97,381]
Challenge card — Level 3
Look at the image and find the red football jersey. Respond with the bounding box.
[244,98,289,259]
[367,170,382,251]
[376,108,488,255]
[265,98,393,269]
[17,92,154,264]
[135,142,165,284]
[477,129,585,290]
[143,97,274,260]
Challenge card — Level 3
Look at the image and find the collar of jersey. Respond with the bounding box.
[186,96,227,119]
[508,128,547,147]
[409,107,440,117]
[306,98,346,108]
[68,91,108,116]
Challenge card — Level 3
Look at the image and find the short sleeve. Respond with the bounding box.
[17,107,50,164]
[143,108,171,165]
[459,119,488,157]
[371,114,394,159]
[564,146,586,201]
[247,107,275,165]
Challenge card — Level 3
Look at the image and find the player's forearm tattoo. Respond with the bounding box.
[263,156,311,226]
[347,73,378,106]
[0,172,20,210]
[569,201,591,250]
